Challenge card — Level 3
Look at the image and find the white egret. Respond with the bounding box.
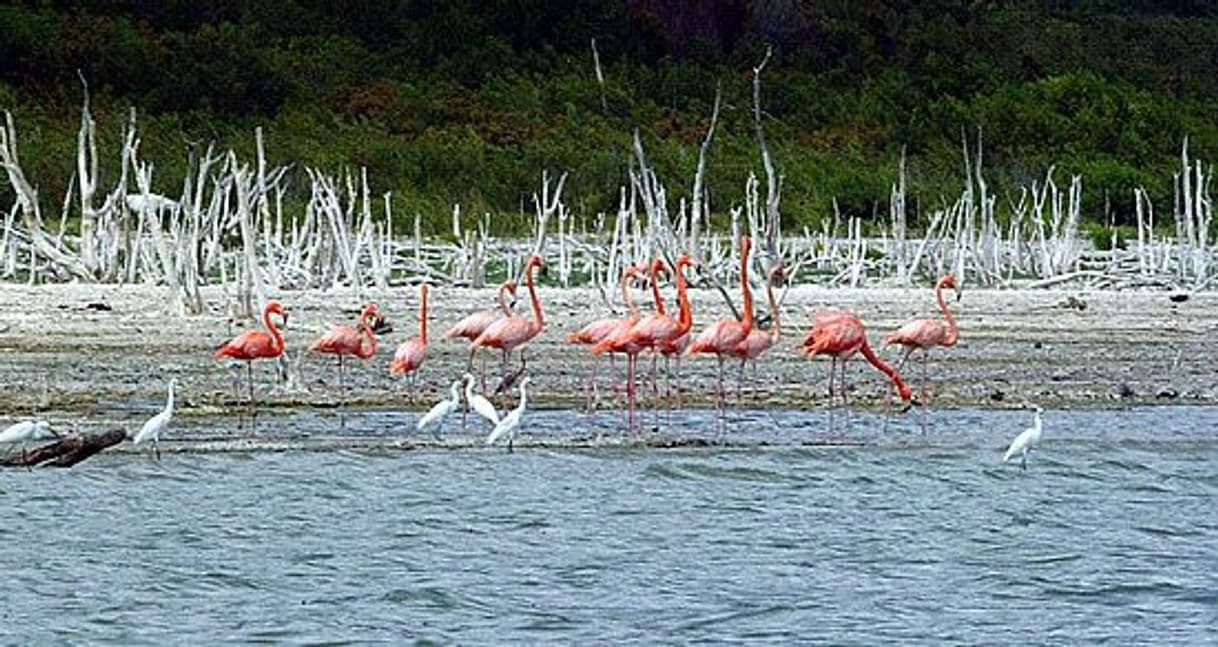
[486,376,529,452]
[0,420,57,444]
[1003,405,1043,470]
[463,372,499,428]
[417,379,462,438]
[132,378,176,460]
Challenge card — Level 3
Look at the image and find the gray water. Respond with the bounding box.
[2,406,1217,643]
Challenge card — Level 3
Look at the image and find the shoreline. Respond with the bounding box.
[0,283,1212,438]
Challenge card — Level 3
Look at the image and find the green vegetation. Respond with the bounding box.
[1,1,1216,233]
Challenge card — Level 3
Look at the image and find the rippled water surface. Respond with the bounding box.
[2,406,1217,643]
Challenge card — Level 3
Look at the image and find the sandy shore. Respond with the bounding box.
[0,282,1212,437]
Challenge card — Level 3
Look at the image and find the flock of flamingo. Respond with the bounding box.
[202,236,966,448]
[1,234,1047,465]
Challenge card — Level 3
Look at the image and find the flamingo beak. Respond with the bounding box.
[955,284,963,302]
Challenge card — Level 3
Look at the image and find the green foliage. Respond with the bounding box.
[0,2,1217,235]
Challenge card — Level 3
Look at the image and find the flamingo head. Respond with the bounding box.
[502,281,519,309]
[941,273,961,301]
[650,257,670,278]
[528,254,547,277]
[266,300,288,327]
[675,252,694,269]
[625,264,647,283]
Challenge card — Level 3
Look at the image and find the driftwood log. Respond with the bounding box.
[2,429,125,468]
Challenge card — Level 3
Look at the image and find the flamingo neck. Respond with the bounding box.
[359,310,378,358]
[936,278,958,346]
[497,283,513,315]
[621,269,639,318]
[860,338,911,401]
[264,305,284,353]
[419,285,429,344]
[650,262,667,316]
[740,241,754,333]
[526,263,544,331]
[676,262,691,332]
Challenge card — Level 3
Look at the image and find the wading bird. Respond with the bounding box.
[417,378,462,438]
[311,302,382,401]
[731,264,785,399]
[884,273,961,400]
[801,309,913,408]
[0,420,57,444]
[446,281,518,342]
[132,378,176,460]
[462,372,500,429]
[1003,406,1043,470]
[470,255,546,382]
[486,376,530,452]
[687,236,754,414]
[569,264,646,410]
[390,284,430,386]
[213,300,288,407]
[628,254,694,410]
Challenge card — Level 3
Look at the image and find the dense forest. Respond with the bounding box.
[2,1,1217,233]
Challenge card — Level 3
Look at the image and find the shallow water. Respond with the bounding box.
[2,406,1217,642]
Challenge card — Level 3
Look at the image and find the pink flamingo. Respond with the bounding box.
[628,254,694,408]
[470,255,546,380]
[311,302,382,400]
[730,264,785,398]
[801,309,913,407]
[214,300,288,407]
[447,280,518,388]
[686,235,754,413]
[445,280,518,341]
[590,261,661,430]
[569,264,646,410]
[884,273,960,400]
[390,283,429,386]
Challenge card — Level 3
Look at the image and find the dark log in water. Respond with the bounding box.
[2,429,125,468]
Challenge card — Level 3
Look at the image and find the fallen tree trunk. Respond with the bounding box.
[2,429,125,468]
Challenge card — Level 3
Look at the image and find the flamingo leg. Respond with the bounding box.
[737,359,747,407]
[627,353,637,434]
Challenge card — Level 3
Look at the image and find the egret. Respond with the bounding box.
[462,372,499,428]
[0,420,57,444]
[133,378,176,460]
[487,376,530,452]
[1003,405,1043,470]
[417,379,461,439]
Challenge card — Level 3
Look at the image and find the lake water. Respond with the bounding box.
[2,406,1216,643]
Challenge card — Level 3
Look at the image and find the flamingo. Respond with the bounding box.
[570,264,646,410]
[462,372,500,428]
[447,280,518,389]
[1003,406,1043,470]
[0,420,57,444]
[213,300,288,407]
[416,378,462,439]
[687,236,755,414]
[470,255,546,382]
[310,302,382,402]
[884,273,961,400]
[390,284,430,386]
[486,376,530,452]
[132,378,176,460]
[628,254,694,409]
[591,262,660,431]
[800,309,913,407]
[731,264,785,398]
